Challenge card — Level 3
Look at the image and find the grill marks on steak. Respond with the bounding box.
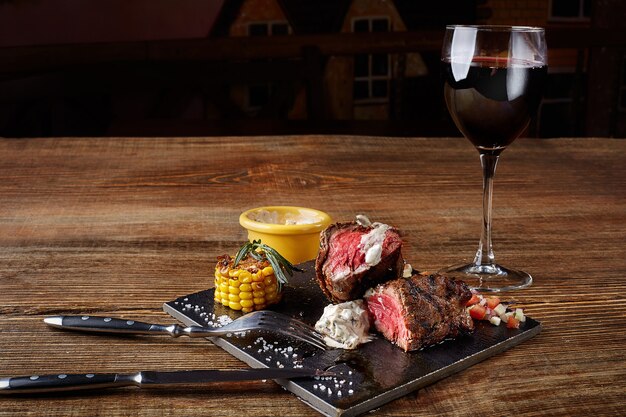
[365,273,474,351]
[315,222,403,303]
[315,220,475,351]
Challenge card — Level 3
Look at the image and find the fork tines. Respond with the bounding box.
[252,311,327,350]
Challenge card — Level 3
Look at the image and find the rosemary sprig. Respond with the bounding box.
[233,240,302,290]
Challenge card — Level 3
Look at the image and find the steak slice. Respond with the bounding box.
[315,221,403,303]
[365,273,474,351]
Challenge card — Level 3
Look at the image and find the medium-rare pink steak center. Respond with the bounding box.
[324,226,401,282]
[366,293,410,345]
[314,220,404,303]
[325,230,365,277]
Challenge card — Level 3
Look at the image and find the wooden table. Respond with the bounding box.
[1,136,624,416]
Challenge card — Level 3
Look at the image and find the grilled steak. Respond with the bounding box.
[315,221,403,303]
[365,273,474,351]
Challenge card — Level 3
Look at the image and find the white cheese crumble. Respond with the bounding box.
[315,300,373,349]
[359,222,390,266]
[329,220,392,282]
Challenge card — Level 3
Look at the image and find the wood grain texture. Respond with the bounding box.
[0,136,625,416]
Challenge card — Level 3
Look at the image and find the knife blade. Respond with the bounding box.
[0,368,331,394]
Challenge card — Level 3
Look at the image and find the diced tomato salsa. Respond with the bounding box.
[466,292,525,327]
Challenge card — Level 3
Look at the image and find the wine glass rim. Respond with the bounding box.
[446,24,544,32]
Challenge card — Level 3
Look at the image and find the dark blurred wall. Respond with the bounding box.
[0,0,624,138]
[0,0,223,47]
[586,0,626,137]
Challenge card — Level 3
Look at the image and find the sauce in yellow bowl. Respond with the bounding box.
[239,206,332,265]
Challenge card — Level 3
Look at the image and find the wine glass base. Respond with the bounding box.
[438,262,532,292]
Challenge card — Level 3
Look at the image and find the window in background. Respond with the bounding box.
[352,17,391,103]
[549,0,591,21]
[246,22,290,110]
[248,22,289,37]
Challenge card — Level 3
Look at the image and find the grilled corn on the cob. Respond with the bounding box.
[214,254,281,313]
[213,240,301,313]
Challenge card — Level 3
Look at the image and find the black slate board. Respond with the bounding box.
[163,261,541,417]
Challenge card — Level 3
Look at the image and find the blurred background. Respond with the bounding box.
[0,0,624,138]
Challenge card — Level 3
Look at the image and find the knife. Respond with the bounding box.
[0,368,331,394]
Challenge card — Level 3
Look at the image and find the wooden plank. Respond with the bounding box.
[0,136,625,416]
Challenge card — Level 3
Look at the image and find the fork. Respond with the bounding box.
[44,311,327,350]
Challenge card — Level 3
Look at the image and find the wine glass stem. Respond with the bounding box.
[474,153,500,267]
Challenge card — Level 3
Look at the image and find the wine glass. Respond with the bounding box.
[440,25,547,291]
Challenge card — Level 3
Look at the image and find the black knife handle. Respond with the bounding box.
[45,315,174,335]
[0,368,327,394]
[0,372,137,394]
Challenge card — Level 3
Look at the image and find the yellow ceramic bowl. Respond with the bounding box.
[239,206,332,265]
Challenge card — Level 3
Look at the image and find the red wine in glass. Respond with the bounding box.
[439,26,547,291]
[442,57,547,154]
